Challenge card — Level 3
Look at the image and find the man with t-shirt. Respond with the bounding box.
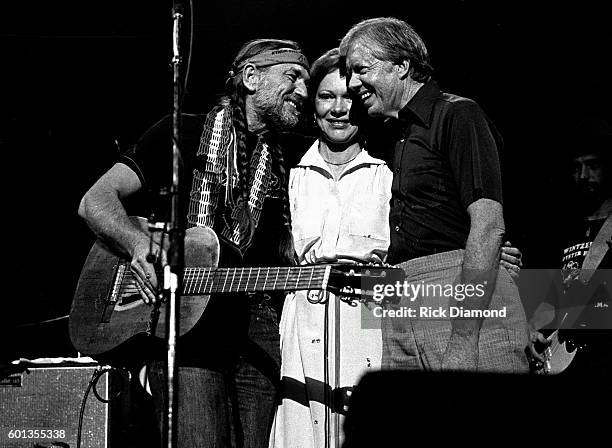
[530,125,612,377]
[78,39,310,447]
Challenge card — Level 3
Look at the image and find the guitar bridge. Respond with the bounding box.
[101,262,128,322]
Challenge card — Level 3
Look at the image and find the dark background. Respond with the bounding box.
[1,0,610,358]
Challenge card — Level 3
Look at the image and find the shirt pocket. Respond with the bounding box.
[347,192,390,241]
[395,162,445,209]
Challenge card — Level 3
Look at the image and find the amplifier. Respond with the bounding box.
[0,363,114,448]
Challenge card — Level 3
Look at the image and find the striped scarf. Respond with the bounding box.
[186,105,273,253]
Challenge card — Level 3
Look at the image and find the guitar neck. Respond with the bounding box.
[182,265,332,295]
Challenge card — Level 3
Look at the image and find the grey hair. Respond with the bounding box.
[339,17,433,83]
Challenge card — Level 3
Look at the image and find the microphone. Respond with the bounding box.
[172,0,185,16]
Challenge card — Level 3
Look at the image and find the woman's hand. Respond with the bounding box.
[500,241,523,279]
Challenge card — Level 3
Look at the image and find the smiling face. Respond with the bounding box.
[252,62,309,130]
[345,39,404,118]
[314,69,359,145]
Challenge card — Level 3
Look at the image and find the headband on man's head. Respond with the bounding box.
[229,48,310,78]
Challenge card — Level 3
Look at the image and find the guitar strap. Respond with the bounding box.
[579,212,612,285]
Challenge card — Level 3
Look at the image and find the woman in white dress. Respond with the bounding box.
[268,48,392,448]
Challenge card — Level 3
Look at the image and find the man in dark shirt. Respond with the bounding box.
[339,17,529,372]
[529,120,612,376]
[78,39,309,446]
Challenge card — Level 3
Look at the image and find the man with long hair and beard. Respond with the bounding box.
[78,39,309,447]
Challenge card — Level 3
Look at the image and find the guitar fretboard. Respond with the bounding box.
[181,265,331,295]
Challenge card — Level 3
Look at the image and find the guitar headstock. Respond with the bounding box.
[326,263,405,302]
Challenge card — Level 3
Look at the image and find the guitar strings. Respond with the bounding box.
[121,266,331,294]
[182,266,330,293]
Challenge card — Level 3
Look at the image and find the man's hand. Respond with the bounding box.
[441,198,505,370]
[500,241,523,279]
[526,324,551,373]
[129,237,166,304]
[526,302,555,372]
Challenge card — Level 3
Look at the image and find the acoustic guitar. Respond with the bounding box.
[69,217,402,358]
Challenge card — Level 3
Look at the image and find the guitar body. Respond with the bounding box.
[69,217,219,358]
[537,330,577,374]
[535,276,611,374]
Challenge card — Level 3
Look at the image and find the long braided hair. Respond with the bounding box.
[223,39,301,265]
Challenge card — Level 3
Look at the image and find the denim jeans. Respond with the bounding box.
[148,300,281,447]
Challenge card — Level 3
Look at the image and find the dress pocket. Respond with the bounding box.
[347,193,389,241]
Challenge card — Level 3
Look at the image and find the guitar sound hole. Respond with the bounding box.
[119,293,141,306]
[118,272,142,305]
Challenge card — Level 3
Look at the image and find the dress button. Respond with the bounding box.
[394,225,400,232]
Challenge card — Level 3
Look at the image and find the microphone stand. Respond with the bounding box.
[164,2,185,447]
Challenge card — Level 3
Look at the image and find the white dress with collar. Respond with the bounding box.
[269,141,392,448]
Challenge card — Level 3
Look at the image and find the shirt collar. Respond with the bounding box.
[296,139,385,173]
[397,78,441,128]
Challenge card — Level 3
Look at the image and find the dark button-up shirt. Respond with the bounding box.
[386,80,503,264]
